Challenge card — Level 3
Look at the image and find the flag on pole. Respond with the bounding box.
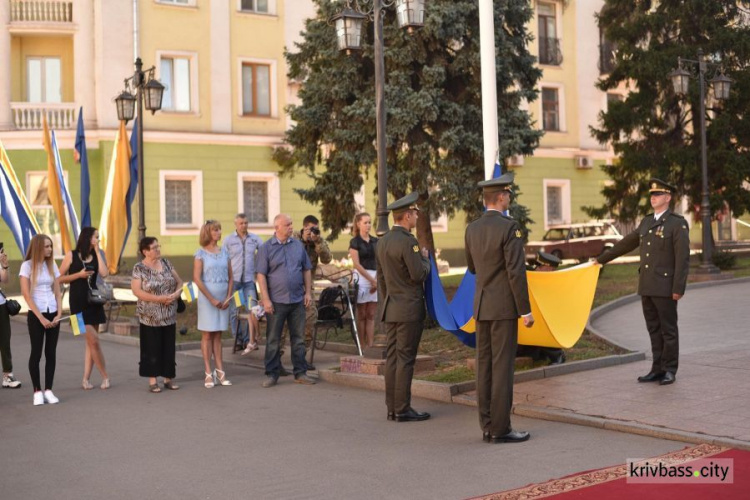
[75,108,92,228]
[123,118,140,257]
[0,140,40,254]
[70,313,86,336]
[42,116,73,253]
[51,130,81,241]
[100,121,132,274]
[182,282,196,303]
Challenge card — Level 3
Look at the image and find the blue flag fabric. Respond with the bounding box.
[123,118,139,256]
[51,130,81,241]
[75,109,91,228]
[0,163,38,254]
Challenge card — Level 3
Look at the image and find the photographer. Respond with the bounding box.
[299,215,332,276]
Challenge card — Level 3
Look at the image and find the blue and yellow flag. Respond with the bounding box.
[100,121,132,274]
[0,140,40,254]
[182,282,197,303]
[71,313,86,336]
[51,130,80,241]
[232,289,246,308]
[75,109,92,228]
[42,116,72,253]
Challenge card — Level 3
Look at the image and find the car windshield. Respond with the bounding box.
[543,228,568,241]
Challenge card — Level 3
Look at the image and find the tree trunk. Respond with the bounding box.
[416,205,436,256]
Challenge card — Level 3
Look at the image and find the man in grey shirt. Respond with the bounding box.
[256,214,315,387]
[224,213,264,354]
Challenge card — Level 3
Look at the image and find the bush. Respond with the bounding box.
[709,249,736,270]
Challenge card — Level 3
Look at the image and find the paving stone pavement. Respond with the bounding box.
[510,277,750,443]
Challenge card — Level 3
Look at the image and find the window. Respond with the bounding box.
[240,0,269,13]
[26,171,67,255]
[27,57,61,103]
[543,179,571,229]
[237,172,280,233]
[157,0,193,5]
[542,87,560,131]
[538,2,562,65]
[599,28,617,74]
[242,63,271,116]
[159,54,197,112]
[159,171,203,235]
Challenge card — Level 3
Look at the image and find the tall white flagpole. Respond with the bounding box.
[478,0,499,180]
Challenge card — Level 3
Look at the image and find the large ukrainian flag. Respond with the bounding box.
[100,121,132,274]
[0,140,41,254]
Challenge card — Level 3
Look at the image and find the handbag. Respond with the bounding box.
[177,297,186,313]
[87,276,113,305]
[0,289,21,316]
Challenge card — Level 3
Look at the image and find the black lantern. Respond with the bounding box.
[668,66,691,95]
[396,0,426,30]
[331,8,367,51]
[710,73,732,101]
[144,78,165,113]
[115,90,136,122]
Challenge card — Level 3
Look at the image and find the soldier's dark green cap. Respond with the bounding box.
[477,172,515,194]
[386,191,421,215]
[648,178,676,194]
[536,251,561,268]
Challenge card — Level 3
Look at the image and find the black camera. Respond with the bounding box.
[310,226,320,236]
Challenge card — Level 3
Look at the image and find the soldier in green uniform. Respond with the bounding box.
[596,179,690,386]
[465,173,535,444]
[375,192,431,422]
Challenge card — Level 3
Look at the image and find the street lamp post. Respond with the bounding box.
[332,0,427,236]
[114,58,165,243]
[668,49,732,274]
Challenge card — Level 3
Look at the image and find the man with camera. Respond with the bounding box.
[299,216,331,342]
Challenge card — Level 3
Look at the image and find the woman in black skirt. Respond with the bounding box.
[59,227,110,390]
[131,237,183,392]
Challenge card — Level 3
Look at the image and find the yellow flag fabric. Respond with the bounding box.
[459,262,600,348]
[101,121,131,274]
[42,116,72,253]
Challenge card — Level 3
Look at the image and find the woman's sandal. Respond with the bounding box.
[149,383,162,393]
[214,369,232,386]
[82,379,94,390]
[164,380,180,390]
[204,372,215,389]
[101,378,110,390]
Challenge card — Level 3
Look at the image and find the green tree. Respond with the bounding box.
[590,0,750,223]
[273,0,541,248]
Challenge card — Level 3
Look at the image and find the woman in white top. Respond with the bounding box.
[19,235,62,406]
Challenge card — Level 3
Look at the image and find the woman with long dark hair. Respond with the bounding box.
[59,227,110,390]
[131,237,183,392]
[19,234,62,405]
[1,246,22,389]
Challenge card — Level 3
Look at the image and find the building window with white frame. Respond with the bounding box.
[237,172,280,232]
[157,0,193,6]
[27,57,61,103]
[543,179,571,228]
[240,0,269,13]
[542,87,560,131]
[159,171,203,234]
[538,2,562,65]
[160,56,193,112]
[242,63,272,116]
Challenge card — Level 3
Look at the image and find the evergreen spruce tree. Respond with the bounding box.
[590,0,750,223]
[273,0,541,247]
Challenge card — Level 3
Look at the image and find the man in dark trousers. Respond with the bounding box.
[376,192,431,422]
[465,172,534,444]
[597,179,690,386]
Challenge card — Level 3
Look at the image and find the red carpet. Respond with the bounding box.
[472,444,750,499]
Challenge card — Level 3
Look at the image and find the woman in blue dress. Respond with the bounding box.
[193,220,233,388]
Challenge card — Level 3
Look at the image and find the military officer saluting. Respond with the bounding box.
[597,179,690,386]
[465,173,534,444]
[375,192,431,422]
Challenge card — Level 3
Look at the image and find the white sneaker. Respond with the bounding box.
[2,373,22,388]
[33,391,45,406]
[43,390,59,404]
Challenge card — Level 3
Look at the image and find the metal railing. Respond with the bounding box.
[539,36,563,66]
[9,0,73,23]
[10,102,77,130]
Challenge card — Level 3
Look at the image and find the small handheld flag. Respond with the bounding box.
[71,313,86,336]
[182,282,196,303]
[232,289,246,308]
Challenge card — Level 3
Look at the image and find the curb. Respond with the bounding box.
[513,404,750,451]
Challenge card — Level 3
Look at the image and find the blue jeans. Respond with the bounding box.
[229,281,258,344]
[264,302,307,379]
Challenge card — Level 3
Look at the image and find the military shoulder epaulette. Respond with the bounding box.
[669,212,685,219]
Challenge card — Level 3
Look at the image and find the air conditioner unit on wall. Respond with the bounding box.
[507,154,524,167]
[575,156,593,169]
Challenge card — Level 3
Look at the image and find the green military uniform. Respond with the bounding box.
[375,192,430,418]
[597,179,690,379]
[465,173,532,438]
